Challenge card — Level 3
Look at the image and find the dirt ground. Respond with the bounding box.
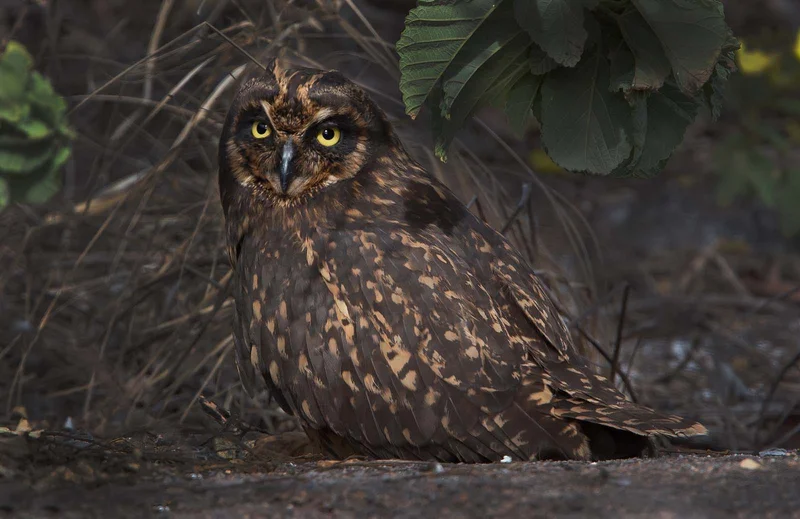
[1,454,798,518]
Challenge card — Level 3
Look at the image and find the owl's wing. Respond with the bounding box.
[292,221,604,461]
[491,248,707,438]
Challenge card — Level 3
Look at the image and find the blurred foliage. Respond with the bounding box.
[713,30,800,236]
[796,30,800,61]
[396,0,738,178]
[0,41,73,209]
[737,41,779,75]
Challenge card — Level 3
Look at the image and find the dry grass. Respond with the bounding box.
[0,0,798,477]
[0,0,594,442]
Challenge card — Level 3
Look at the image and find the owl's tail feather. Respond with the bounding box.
[545,396,707,460]
[551,395,708,439]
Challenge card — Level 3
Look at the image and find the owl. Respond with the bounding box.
[218,60,707,462]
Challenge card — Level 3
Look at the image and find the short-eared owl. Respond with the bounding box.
[218,60,706,462]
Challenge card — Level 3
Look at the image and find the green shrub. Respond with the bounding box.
[396,0,738,178]
[0,41,73,209]
[713,34,800,236]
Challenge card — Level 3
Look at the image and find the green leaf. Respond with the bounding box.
[29,72,68,126]
[540,44,632,174]
[701,33,738,120]
[5,160,63,205]
[441,2,522,116]
[2,146,69,206]
[513,0,589,67]
[608,41,635,92]
[15,117,51,139]
[627,81,699,177]
[615,8,671,91]
[57,121,77,140]
[0,41,33,102]
[529,43,559,75]
[0,103,29,125]
[51,146,71,170]
[630,0,728,94]
[0,136,57,175]
[0,177,8,209]
[0,41,34,124]
[4,147,67,205]
[0,41,33,74]
[0,41,70,207]
[505,73,544,136]
[626,91,648,166]
[25,168,62,204]
[432,33,532,160]
[397,0,499,119]
[482,51,532,108]
[702,63,728,120]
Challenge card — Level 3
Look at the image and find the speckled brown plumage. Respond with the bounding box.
[218,60,707,462]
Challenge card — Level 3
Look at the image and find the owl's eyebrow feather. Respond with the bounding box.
[259,100,277,128]
[302,107,338,132]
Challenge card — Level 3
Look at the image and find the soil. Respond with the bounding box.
[1,454,798,518]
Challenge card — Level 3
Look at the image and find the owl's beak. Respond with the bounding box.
[279,140,295,194]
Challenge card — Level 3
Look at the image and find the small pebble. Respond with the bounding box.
[63,417,74,431]
[758,448,789,457]
[433,463,444,474]
[739,458,762,470]
[153,505,170,513]
[500,456,512,464]
[11,320,33,333]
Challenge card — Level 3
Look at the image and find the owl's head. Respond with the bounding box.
[219,60,394,210]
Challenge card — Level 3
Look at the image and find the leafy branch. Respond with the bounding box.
[0,41,73,209]
[396,0,739,178]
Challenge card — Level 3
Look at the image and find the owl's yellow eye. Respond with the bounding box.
[251,121,271,139]
[316,127,341,147]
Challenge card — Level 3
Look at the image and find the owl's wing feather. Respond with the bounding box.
[492,242,708,438]
[233,175,703,463]
[299,221,598,461]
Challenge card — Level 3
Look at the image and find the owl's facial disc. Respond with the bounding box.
[221,65,393,205]
[231,103,359,199]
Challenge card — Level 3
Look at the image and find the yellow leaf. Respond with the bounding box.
[737,41,778,75]
[528,148,563,174]
[795,30,800,61]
